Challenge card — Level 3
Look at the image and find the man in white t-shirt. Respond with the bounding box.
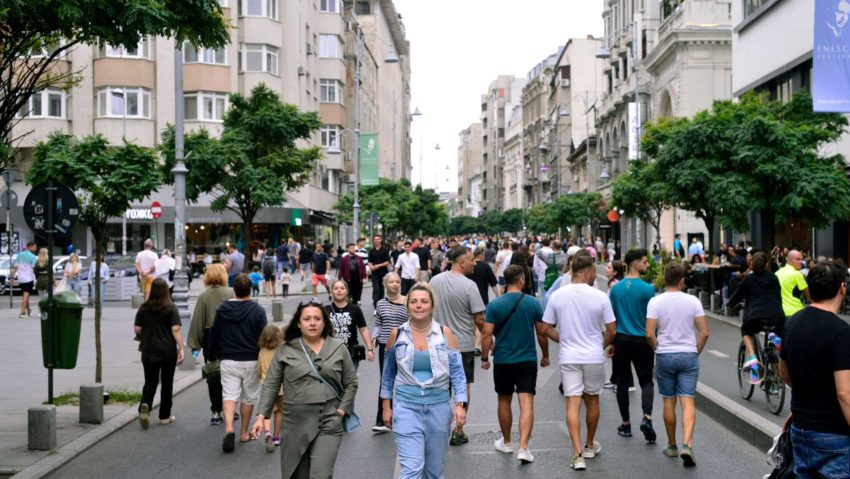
[135,239,158,300]
[645,263,708,468]
[494,240,513,293]
[539,255,616,472]
[394,240,420,295]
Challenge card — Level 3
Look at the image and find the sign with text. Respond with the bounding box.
[151,201,162,219]
[814,0,850,111]
[359,133,379,186]
[628,102,639,160]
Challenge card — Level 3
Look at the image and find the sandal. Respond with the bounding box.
[240,433,257,443]
[222,432,235,453]
[265,432,275,453]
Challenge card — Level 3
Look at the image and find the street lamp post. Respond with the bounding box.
[173,44,192,371]
[112,89,128,255]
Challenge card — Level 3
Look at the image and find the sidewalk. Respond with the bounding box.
[0,275,324,478]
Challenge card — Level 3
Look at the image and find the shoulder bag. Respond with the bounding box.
[493,293,526,335]
[298,339,361,433]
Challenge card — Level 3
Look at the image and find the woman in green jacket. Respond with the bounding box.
[253,300,358,479]
[187,263,234,425]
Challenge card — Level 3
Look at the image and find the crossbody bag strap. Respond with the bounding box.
[298,338,341,400]
[494,294,525,335]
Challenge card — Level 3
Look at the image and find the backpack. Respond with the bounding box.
[262,255,275,276]
[543,253,559,290]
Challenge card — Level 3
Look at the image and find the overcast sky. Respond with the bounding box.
[395,0,604,193]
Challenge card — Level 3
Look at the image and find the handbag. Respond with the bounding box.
[348,344,367,362]
[201,360,220,379]
[298,339,360,433]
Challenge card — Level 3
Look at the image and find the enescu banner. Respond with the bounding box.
[359,133,379,186]
[813,0,850,112]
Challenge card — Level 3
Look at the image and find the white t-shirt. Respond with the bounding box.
[543,283,615,364]
[495,249,513,277]
[395,252,420,280]
[135,249,158,276]
[566,245,581,257]
[647,291,705,354]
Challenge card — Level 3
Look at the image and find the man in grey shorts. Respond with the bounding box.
[207,274,268,453]
[538,255,616,472]
[429,246,486,446]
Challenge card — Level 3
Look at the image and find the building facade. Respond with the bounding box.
[503,105,525,211]
[457,123,482,216]
[479,75,525,213]
[9,0,411,256]
[521,53,559,208]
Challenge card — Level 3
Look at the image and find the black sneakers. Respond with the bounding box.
[640,417,657,444]
[211,411,223,426]
[617,423,632,437]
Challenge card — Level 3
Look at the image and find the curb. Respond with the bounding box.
[695,381,781,452]
[12,371,204,479]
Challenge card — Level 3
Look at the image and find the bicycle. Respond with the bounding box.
[737,326,786,415]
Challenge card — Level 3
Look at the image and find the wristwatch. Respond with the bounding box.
[456,402,468,408]
[481,357,489,362]
[368,348,374,352]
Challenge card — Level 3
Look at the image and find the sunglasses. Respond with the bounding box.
[299,299,324,307]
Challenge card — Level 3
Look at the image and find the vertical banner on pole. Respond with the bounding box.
[813,0,850,112]
[628,102,639,160]
[359,133,379,186]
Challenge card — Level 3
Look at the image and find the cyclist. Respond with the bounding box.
[727,252,785,376]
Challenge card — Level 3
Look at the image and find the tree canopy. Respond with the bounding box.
[611,159,671,245]
[0,0,229,163]
[643,90,850,248]
[160,83,321,266]
[28,132,163,383]
[334,179,448,237]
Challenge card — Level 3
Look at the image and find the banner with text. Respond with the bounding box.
[814,0,850,112]
[628,102,639,160]
[359,133,379,186]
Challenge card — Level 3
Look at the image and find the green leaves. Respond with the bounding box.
[334,179,448,236]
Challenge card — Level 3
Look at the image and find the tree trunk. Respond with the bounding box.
[762,209,777,251]
[702,215,715,252]
[241,211,255,273]
[93,231,103,384]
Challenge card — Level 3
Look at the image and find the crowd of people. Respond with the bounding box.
[129,232,850,478]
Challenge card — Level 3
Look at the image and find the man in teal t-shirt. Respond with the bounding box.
[481,265,544,463]
[608,248,657,444]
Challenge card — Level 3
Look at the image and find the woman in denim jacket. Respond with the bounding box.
[380,282,468,479]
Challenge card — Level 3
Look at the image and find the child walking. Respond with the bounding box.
[257,324,284,452]
[279,269,290,298]
[249,266,262,298]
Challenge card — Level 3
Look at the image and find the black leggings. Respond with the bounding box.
[613,337,655,423]
[141,357,177,420]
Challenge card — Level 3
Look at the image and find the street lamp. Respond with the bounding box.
[111,88,128,256]
[173,43,192,371]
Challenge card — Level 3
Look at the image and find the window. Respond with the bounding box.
[319,35,342,59]
[320,0,339,13]
[319,79,342,103]
[184,42,226,65]
[98,38,151,59]
[320,124,340,148]
[96,87,151,119]
[241,0,277,19]
[184,92,228,121]
[27,39,63,58]
[16,88,67,119]
[241,44,278,74]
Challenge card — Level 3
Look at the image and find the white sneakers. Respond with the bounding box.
[494,438,535,464]
[494,437,513,453]
[582,440,602,459]
[517,449,535,464]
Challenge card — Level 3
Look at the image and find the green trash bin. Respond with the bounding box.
[40,292,84,369]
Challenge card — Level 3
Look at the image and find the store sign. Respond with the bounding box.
[628,102,639,160]
[813,0,850,111]
[124,208,153,220]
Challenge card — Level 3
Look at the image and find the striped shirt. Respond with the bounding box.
[373,298,408,345]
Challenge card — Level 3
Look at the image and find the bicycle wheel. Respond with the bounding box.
[737,342,754,400]
[765,355,786,415]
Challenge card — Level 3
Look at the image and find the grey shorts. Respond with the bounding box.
[220,360,260,404]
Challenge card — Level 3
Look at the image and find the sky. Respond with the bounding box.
[395,0,604,193]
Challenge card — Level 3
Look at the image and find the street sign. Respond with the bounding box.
[0,232,19,255]
[23,182,80,238]
[2,170,17,187]
[0,189,18,209]
[151,201,162,219]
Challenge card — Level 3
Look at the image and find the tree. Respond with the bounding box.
[645,91,850,249]
[447,216,480,236]
[611,160,671,247]
[28,133,162,383]
[160,84,321,268]
[524,204,557,235]
[499,208,525,235]
[0,1,229,164]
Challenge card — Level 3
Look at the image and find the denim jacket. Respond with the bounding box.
[380,320,467,403]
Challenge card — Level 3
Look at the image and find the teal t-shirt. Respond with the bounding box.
[609,278,656,337]
[485,292,543,364]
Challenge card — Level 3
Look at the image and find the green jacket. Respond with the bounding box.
[258,336,358,417]
[187,285,235,350]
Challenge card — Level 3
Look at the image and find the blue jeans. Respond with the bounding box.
[791,426,850,478]
[393,400,453,479]
[277,260,289,278]
[655,352,699,398]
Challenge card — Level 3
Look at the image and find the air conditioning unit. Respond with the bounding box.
[306,43,314,55]
[342,174,352,183]
[297,66,306,76]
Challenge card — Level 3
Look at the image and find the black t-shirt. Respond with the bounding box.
[414,246,431,270]
[299,247,313,264]
[135,305,181,362]
[467,261,498,305]
[391,248,403,267]
[485,247,497,263]
[325,303,367,348]
[276,244,289,260]
[368,247,391,276]
[781,306,850,434]
[313,252,329,274]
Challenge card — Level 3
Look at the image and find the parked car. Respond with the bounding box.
[53,255,92,281]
